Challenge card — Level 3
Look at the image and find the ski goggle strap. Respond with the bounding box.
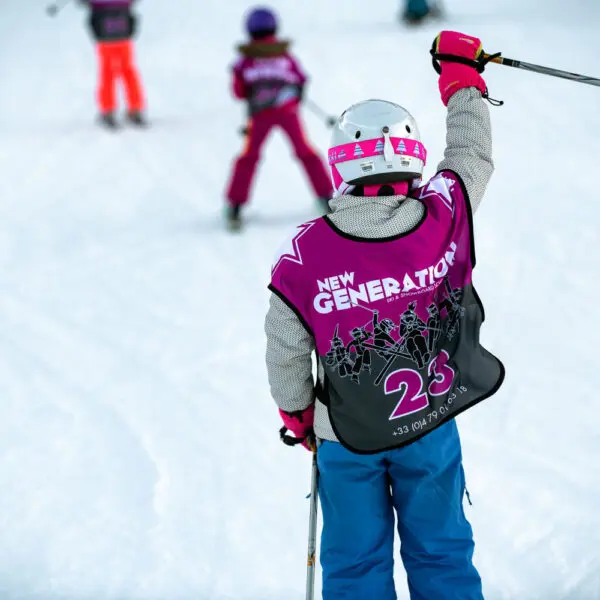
[328,137,427,166]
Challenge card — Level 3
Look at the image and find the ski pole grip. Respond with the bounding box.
[483,53,502,64]
[279,426,307,447]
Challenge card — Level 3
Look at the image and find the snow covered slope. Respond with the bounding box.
[0,0,599,598]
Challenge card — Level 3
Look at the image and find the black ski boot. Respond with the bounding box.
[401,10,429,25]
[226,204,242,232]
[127,111,148,127]
[99,112,118,130]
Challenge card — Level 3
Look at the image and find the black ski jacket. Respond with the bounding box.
[80,1,138,42]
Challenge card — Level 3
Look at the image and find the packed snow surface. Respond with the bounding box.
[0,0,599,598]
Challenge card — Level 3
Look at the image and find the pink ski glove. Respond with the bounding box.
[431,31,489,106]
[279,404,316,452]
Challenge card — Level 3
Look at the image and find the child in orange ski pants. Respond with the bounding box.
[96,40,144,115]
[82,0,145,122]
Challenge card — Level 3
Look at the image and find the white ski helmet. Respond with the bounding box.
[328,99,427,195]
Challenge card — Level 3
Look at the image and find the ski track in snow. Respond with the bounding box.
[0,0,599,598]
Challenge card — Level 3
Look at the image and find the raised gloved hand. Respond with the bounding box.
[430,31,500,106]
[279,404,316,452]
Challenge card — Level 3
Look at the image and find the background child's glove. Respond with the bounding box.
[430,31,498,106]
[279,405,316,452]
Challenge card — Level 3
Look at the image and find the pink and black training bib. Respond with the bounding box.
[269,171,505,453]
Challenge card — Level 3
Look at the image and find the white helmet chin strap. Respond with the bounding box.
[382,126,395,165]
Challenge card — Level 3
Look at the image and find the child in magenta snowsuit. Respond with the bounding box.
[225,7,333,230]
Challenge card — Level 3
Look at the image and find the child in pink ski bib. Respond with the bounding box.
[224,6,332,231]
[265,31,505,599]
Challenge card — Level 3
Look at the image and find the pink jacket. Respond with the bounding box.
[231,36,307,113]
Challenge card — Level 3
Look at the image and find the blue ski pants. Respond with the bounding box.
[317,420,483,600]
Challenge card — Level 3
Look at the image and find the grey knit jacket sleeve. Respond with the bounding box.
[436,87,493,212]
[264,293,316,413]
[265,88,493,421]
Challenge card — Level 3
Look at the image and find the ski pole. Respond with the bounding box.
[305,98,337,127]
[306,450,319,600]
[239,98,337,135]
[484,53,600,88]
[46,0,72,17]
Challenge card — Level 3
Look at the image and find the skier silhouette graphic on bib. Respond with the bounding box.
[399,301,430,369]
[325,325,354,378]
[371,312,398,360]
[346,327,372,382]
[438,277,465,339]
[425,303,442,354]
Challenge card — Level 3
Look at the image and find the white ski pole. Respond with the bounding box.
[305,98,337,128]
[306,451,319,600]
[484,52,600,88]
